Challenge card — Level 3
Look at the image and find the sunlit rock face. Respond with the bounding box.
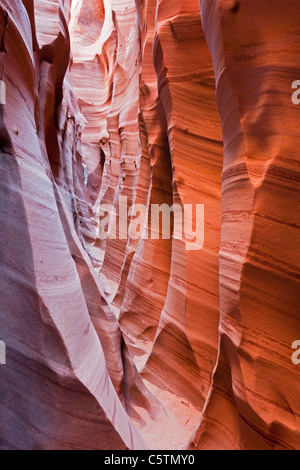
[0,0,299,451]
[188,0,300,451]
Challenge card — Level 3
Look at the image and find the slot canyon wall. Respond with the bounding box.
[0,0,299,450]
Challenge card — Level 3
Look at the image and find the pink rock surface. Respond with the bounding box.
[0,0,147,450]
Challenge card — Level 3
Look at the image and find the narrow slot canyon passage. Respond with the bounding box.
[0,0,299,451]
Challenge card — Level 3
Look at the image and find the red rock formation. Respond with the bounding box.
[0,0,299,451]
[189,0,300,451]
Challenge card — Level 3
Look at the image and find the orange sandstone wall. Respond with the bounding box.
[189,0,300,450]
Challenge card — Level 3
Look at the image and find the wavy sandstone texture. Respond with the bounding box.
[0,0,299,450]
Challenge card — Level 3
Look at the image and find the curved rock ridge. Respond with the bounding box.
[0,0,299,451]
[69,0,223,445]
